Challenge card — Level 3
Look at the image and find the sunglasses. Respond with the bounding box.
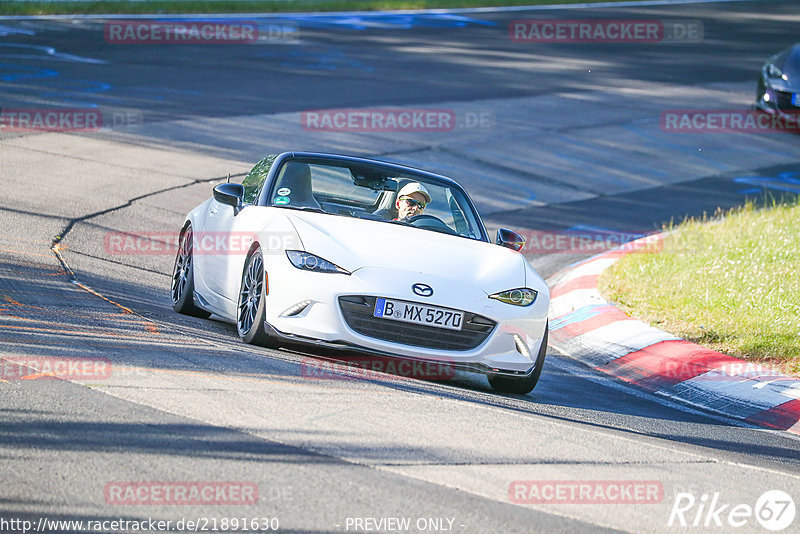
[400,196,427,209]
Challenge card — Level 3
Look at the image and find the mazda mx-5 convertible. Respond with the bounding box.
[171,152,550,393]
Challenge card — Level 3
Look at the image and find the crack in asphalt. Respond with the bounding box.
[62,248,172,278]
[0,205,73,223]
[49,171,246,281]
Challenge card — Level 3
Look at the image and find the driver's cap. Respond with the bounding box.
[397,182,432,203]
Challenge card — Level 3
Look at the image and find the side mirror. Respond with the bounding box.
[497,228,525,251]
[213,183,244,214]
[766,64,782,79]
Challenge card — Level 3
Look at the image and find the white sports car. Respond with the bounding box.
[172,152,550,393]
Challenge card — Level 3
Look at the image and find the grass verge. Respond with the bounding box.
[599,197,800,375]
[1,0,634,17]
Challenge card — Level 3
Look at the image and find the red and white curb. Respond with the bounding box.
[546,234,800,435]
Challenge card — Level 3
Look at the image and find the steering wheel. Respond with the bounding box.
[404,214,457,235]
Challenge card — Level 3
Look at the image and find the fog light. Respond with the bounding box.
[513,334,531,358]
[281,300,311,317]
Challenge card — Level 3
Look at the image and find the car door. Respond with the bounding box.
[194,196,240,302]
[195,156,276,305]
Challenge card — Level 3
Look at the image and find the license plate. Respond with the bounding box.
[373,298,464,331]
[793,93,800,107]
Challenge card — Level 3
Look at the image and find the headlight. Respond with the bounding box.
[286,250,350,275]
[766,63,783,79]
[489,288,537,306]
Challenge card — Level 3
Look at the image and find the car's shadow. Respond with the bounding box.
[3,256,800,466]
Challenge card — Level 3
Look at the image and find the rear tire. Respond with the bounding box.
[171,224,212,318]
[237,249,279,348]
[488,325,548,394]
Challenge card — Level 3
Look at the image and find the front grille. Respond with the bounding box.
[775,90,799,111]
[338,296,495,351]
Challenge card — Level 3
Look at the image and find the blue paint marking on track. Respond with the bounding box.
[118,86,203,102]
[564,224,645,240]
[156,13,495,30]
[142,18,301,38]
[733,171,800,195]
[0,43,106,64]
[2,66,204,108]
[38,79,116,108]
[1,63,203,109]
[550,304,615,330]
[0,24,35,37]
[0,63,58,82]
[259,47,374,73]
[285,13,496,30]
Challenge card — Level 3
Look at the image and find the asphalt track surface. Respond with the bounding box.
[1,1,800,533]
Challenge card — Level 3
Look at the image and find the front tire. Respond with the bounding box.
[171,224,211,318]
[488,325,548,395]
[237,249,279,348]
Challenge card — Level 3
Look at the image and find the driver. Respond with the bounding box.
[395,182,432,221]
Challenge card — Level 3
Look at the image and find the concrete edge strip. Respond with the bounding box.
[545,233,800,435]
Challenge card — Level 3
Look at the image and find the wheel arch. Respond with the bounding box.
[243,241,268,296]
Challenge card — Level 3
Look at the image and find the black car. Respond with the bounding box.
[756,43,800,119]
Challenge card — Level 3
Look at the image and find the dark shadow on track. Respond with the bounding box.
[4,251,800,470]
[487,162,800,236]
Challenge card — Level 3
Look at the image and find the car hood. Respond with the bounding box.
[283,210,527,294]
[764,70,799,92]
[765,44,800,91]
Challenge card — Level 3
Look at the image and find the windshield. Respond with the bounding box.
[782,45,800,83]
[265,158,486,241]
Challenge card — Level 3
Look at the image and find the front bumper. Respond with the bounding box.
[756,77,800,119]
[261,260,549,374]
[262,321,538,379]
